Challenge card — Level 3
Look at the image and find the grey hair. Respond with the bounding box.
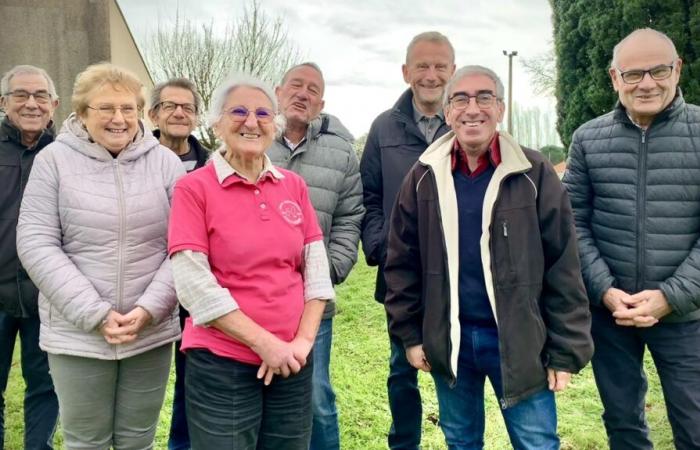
[1,65,58,99]
[207,73,285,137]
[280,62,325,88]
[611,28,679,68]
[406,31,455,65]
[443,65,505,106]
[149,77,203,115]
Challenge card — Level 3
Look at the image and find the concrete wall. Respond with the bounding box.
[0,0,151,127]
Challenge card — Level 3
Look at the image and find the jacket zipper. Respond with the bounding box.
[489,171,527,409]
[113,159,126,358]
[635,129,647,291]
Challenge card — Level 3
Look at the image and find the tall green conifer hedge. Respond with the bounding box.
[551,0,700,148]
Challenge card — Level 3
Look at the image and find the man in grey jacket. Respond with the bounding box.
[0,65,59,450]
[267,62,363,450]
[564,28,700,450]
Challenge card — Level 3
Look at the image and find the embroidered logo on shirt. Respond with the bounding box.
[279,200,303,225]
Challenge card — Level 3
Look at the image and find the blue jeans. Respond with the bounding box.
[168,309,189,450]
[309,318,339,450]
[0,312,58,450]
[432,326,558,450]
[388,335,421,450]
[591,306,700,450]
[185,349,313,450]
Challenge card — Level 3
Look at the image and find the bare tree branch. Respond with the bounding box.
[521,44,557,97]
[144,1,301,149]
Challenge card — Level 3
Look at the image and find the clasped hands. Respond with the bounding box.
[254,335,314,386]
[603,287,672,327]
[99,306,153,344]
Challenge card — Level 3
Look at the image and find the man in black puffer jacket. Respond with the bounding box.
[564,28,700,450]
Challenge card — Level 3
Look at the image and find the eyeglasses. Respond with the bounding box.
[449,91,500,110]
[224,105,275,123]
[616,63,675,84]
[155,101,197,115]
[87,104,140,119]
[3,90,52,104]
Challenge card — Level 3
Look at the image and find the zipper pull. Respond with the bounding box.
[502,220,508,237]
[641,130,646,144]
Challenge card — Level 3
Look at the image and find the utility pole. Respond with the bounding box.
[503,50,518,135]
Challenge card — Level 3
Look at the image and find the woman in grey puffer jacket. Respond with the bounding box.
[16,63,184,450]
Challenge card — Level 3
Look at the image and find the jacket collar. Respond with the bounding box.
[390,89,430,143]
[152,129,209,161]
[277,112,354,155]
[0,116,55,150]
[419,130,531,178]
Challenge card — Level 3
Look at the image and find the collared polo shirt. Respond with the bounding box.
[412,100,445,144]
[168,150,323,365]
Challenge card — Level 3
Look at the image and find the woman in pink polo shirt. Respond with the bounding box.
[168,74,334,450]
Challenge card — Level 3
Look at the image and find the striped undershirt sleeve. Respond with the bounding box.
[171,250,238,326]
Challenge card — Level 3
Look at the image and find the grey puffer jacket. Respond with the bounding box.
[268,113,364,319]
[17,114,186,359]
[564,92,700,322]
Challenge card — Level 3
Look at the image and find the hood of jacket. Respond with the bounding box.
[58,113,158,162]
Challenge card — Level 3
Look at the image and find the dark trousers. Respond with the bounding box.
[388,335,422,450]
[0,312,58,450]
[168,309,189,450]
[185,349,313,450]
[591,306,700,450]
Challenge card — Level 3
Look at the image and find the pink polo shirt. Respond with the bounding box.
[168,161,323,365]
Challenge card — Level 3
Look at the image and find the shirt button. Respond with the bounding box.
[254,189,260,195]
[260,203,267,209]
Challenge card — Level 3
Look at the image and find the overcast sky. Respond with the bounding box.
[117,0,555,137]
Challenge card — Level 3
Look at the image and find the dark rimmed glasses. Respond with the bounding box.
[224,105,275,123]
[155,101,197,115]
[616,63,675,84]
[3,89,52,104]
[449,91,500,110]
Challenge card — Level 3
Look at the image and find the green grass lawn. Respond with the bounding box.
[5,257,675,449]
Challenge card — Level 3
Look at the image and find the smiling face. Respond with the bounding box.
[80,84,139,154]
[1,72,58,146]
[275,65,325,128]
[610,31,681,128]
[149,86,197,140]
[215,85,276,160]
[402,40,455,114]
[445,74,505,155]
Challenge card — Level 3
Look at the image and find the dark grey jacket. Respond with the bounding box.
[268,113,364,319]
[360,89,450,302]
[0,118,54,317]
[564,92,700,322]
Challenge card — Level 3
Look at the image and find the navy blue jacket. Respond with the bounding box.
[0,118,54,317]
[360,89,450,301]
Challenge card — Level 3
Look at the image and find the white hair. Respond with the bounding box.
[207,73,285,137]
[1,65,58,99]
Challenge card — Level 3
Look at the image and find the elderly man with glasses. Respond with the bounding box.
[0,64,59,450]
[148,78,209,450]
[564,28,700,450]
[383,64,593,450]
